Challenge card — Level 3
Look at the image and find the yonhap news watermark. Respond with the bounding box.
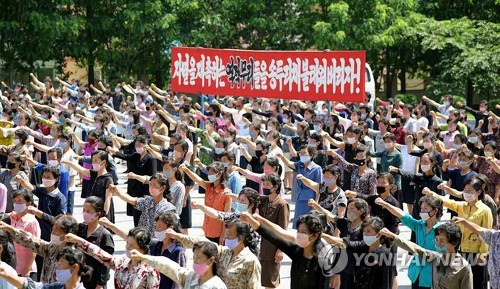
[317,246,487,276]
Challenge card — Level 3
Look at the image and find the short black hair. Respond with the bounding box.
[128,227,151,253]
[418,195,443,219]
[54,215,78,234]
[435,222,462,251]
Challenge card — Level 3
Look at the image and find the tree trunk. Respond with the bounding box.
[399,48,407,94]
[466,78,473,106]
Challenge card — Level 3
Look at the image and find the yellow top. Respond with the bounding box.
[442,197,493,253]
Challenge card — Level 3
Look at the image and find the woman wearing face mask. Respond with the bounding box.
[408,132,444,167]
[388,153,444,221]
[298,165,347,218]
[65,227,161,289]
[239,140,269,192]
[191,188,262,252]
[0,129,30,158]
[130,241,227,289]
[109,135,157,226]
[158,159,186,215]
[9,190,40,279]
[166,219,261,289]
[476,141,500,204]
[375,195,443,289]
[180,162,232,244]
[379,222,473,289]
[466,128,484,155]
[75,196,114,289]
[15,166,66,241]
[255,173,289,289]
[242,211,336,289]
[0,215,78,283]
[63,150,115,224]
[328,145,377,197]
[308,197,369,289]
[0,247,92,289]
[325,216,393,289]
[265,131,285,179]
[110,173,176,236]
[148,212,187,289]
[423,180,493,289]
[235,156,284,196]
[442,149,477,217]
[68,129,100,197]
[0,152,29,213]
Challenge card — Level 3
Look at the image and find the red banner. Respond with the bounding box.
[170,47,365,102]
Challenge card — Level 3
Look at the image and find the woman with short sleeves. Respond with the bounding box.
[65,227,160,289]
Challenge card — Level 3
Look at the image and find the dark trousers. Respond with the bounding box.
[207,237,220,244]
[67,190,75,214]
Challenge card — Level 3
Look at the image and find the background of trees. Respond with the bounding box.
[0,0,498,104]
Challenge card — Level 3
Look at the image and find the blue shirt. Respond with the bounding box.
[400,213,442,287]
[35,163,70,199]
[33,187,67,241]
[149,241,186,289]
[293,161,323,201]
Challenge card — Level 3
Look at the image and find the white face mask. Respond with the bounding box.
[423,142,433,149]
[136,147,144,154]
[56,269,72,283]
[420,164,432,173]
[225,238,240,250]
[484,151,493,158]
[363,235,378,246]
[51,234,62,245]
[48,160,59,167]
[207,174,218,183]
[13,138,20,145]
[154,230,167,240]
[13,203,27,214]
[42,178,56,188]
[419,211,432,221]
[384,142,394,149]
[463,192,476,202]
[347,137,356,144]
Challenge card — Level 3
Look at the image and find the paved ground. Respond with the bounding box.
[69,163,417,288]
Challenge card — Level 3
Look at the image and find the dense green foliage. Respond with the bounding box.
[0,0,498,102]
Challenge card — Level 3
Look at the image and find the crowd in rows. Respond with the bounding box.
[0,74,498,289]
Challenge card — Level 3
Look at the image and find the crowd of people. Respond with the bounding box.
[0,73,498,289]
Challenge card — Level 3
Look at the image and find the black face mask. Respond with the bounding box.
[352,159,365,166]
[255,150,263,158]
[377,186,387,195]
[263,188,272,195]
[7,162,16,169]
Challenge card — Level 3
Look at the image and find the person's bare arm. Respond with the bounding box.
[252,214,295,243]
[277,153,296,170]
[296,174,320,194]
[374,197,405,218]
[307,199,336,221]
[98,217,128,241]
[61,159,91,178]
[422,96,440,108]
[179,164,208,190]
[13,175,35,191]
